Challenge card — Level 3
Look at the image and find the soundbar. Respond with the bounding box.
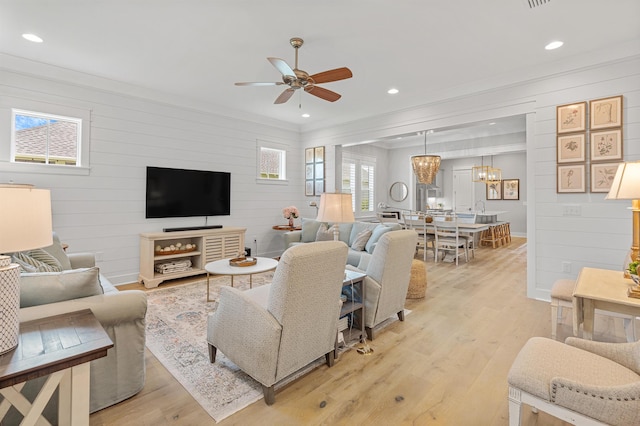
[163,225,223,232]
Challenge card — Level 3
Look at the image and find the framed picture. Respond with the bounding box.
[305,164,314,180]
[314,163,324,179]
[486,181,502,200]
[305,180,314,196]
[590,162,619,193]
[305,148,314,164]
[314,180,324,195]
[590,128,623,162]
[557,133,586,163]
[557,164,586,193]
[590,95,623,130]
[314,146,324,163]
[557,101,587,134]
[502,179,520,200]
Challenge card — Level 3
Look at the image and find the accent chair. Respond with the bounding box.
[206,240,348,405]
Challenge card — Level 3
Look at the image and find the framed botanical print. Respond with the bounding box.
[502,179,520,200]
[305,145,325,196]
[590,162,619,193]
[486,181,502,200]
[590,95,623,130]
[590,128,623,162]
[557,164,586,193]
[305,148,314,164]
[557,133,586,163]
[305,180,314,196]
[557,101,587,134]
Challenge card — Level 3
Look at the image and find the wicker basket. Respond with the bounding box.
[406,259,427,299]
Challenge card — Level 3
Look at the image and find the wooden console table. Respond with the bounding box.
[0,309,113,426]
[573,267,640,340]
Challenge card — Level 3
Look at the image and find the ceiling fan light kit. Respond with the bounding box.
[235,37,352,104]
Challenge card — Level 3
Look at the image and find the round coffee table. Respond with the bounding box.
[205,257,278,302]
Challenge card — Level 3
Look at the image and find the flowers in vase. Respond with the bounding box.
[282,206,299,219]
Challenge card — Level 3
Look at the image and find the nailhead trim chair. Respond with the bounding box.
[508,337,640,426]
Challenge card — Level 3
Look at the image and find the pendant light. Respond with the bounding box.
[486,155,502,184]
[472,156,490,182]
[411,130,441,184]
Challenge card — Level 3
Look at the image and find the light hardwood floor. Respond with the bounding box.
[90,237,631,425]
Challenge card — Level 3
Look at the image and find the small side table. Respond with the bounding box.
[0,309,113,426]
[272,225,301,231]
[336,270,366,359]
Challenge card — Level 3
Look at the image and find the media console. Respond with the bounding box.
[139,227,246,288]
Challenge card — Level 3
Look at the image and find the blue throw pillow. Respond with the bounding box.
[301,218,324,242]
[365,225,395,253]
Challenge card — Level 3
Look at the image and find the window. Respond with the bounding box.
[342,155,375,217]
[258,146,287,180]
[11,109,82,166]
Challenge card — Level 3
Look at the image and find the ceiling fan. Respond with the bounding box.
[235,37,353,104]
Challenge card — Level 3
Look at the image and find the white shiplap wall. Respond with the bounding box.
[0,65,304,285]
[303,54,640,301]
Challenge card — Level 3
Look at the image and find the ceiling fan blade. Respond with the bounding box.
[304,86,341,102]
[274,88,296,104]
[310,67,353,84]
[267,57,295,77]
[235,82,284,86]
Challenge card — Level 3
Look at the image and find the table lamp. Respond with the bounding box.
[316,193,355,241]
[0,184,53,354]
[606,161,640,262]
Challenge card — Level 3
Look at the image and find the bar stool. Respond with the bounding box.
[550,278,638,341]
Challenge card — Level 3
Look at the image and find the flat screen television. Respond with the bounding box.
[145,166,231,218]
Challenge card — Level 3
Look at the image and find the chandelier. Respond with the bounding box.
[411,130,441,184]
[473,155,502,184]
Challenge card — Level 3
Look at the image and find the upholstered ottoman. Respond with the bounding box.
[406,259,427,299]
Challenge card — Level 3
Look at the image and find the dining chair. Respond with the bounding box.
[455,212,477,259]
[433,220,468,265]
[402,212,434,261]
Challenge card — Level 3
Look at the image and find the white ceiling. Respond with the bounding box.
[1,0,639,141]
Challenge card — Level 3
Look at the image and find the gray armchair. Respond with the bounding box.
[508,337,640,425]
[206,241,348,405]
[348,230,418,340]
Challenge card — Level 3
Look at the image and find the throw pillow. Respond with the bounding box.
[351,229,372,251]
[301,218,323,243]
[316,223,335,241]
[365,225,395,253]
[20,267,104,308]
[11,249,63,273]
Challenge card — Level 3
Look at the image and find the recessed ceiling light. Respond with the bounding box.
[489,122,496,126]
[301,113,310,118]
[545,41,563,50]
[22,33,43,43]
[387,88,399,95]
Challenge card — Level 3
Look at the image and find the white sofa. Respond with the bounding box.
[283,218,402,266]
[12,233,147,422]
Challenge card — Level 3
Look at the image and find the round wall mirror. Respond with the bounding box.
[389,182,408,202]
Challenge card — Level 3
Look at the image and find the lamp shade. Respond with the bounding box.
[606,162,640,200]
[316,193,355,223]
[411,155,441,184]
[0,184,53,253]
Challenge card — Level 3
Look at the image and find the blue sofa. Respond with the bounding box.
[282,218,402,266]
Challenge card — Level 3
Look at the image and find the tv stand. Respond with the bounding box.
[139,227,246,288]
[163,225,222,232]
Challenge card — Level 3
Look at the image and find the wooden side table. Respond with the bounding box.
[0,309,113,426]
[272,225,301,231]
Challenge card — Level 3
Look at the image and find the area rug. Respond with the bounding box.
[145,273,328,422]
[145,273,408,422]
